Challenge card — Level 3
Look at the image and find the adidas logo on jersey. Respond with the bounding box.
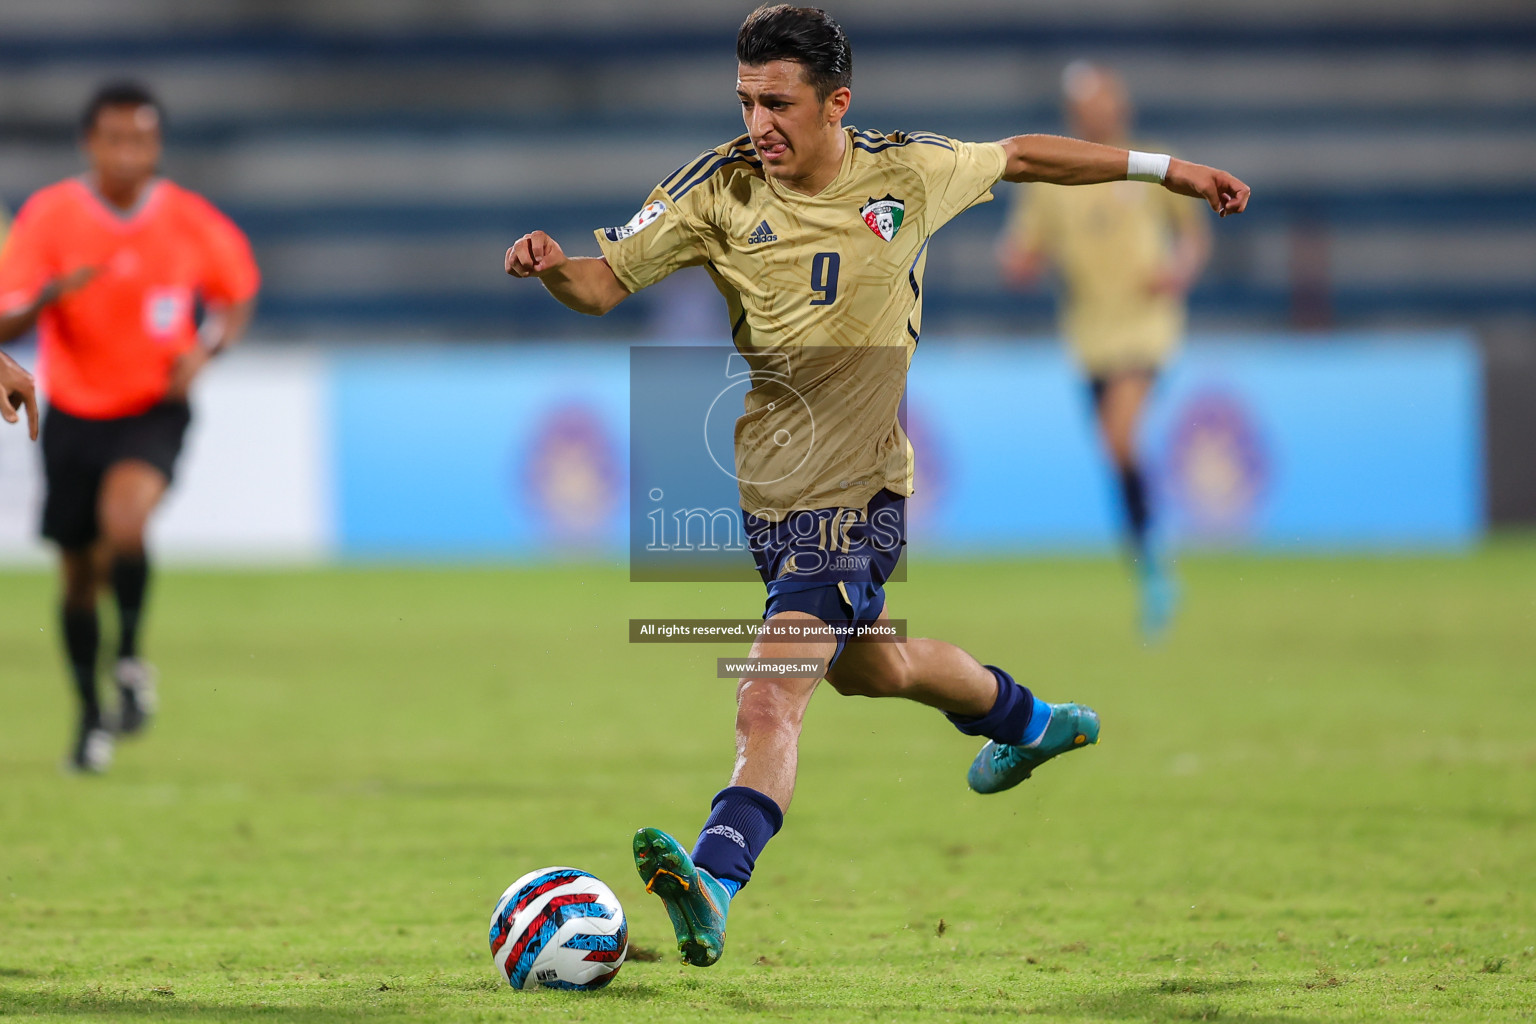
[747,220,778,245]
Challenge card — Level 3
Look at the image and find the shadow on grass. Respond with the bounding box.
[3,977,1327,1023]
[1151,978,1263,996]
[992,981,1323,1024]
[610,976,1326,1024]
[1034,988,1324,1024]
[1025,978,1322,1024]
[0,991,344,1022]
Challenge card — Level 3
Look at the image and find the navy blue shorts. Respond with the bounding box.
[742,488,906,664]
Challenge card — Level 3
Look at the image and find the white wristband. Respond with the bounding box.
[1126,150,1171,183]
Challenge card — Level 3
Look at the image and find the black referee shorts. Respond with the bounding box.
[40,401,191,549]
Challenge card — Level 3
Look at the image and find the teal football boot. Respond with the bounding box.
[633,827,731,966]
[1138,551,1180,641]
[966,702,1101,794]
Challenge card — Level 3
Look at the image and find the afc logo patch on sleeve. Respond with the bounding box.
[603,201,666,242]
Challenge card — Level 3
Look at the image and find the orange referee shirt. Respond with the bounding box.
[0,177,259,419]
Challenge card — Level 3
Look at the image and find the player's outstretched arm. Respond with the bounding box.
[0,349,39,440]
[504,231,631,316]
[999,134,1250,217]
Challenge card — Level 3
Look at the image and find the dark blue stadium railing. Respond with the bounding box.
[249,285,1536,338]
[3,187,1519,335]
[200,189,1536,239]
[3,22,1528,336]
[2,21,1534,65]
[9,106,1536,143]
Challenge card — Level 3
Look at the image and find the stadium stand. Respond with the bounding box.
[0,0,1532,340]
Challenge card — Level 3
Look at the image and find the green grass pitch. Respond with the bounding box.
[1,542,1533,1022]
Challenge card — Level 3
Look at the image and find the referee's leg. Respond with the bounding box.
[98,459,166,559]
[98,459,168,723]
[58,545,104,725]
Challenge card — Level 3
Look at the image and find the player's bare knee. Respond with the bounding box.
[736,701,800,738]
[100,516,149,557]
[1102,426,1135,467]
[736,695,806,741]
[736,677,812,733]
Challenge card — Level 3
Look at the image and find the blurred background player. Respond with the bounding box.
[997,62,1210,639]
[0,82,259,773]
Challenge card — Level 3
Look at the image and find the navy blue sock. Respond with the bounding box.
[111,554,150,659]
[691,786,783,891]
[944,666,1039,746]
[61,604,101,727]
[1119,464,1152,560]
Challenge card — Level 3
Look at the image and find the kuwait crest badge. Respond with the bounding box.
[860,195,904,241]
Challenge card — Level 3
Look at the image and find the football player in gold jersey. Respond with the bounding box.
[505,4,1248,968]
[999,63,1212,638]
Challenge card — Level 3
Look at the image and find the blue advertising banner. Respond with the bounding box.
[329,333,1481,558]
[1147,336,1482,549]
[331,345,628,558]
[907,332,1483,551]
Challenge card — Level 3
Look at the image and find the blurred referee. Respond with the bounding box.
[998,63,1210,639]
[0,83,259,772]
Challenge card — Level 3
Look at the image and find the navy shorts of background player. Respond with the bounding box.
[742,488,906,664]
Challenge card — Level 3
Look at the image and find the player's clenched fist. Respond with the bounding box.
[501,229,630,315]
[504,231,568,278]
[1164,159,1251,218]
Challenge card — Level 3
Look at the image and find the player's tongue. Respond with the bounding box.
[757,139,788,161]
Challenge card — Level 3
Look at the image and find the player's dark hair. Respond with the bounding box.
[737,5,852,102]
[81,81,163,134]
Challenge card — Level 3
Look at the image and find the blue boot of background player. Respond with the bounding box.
[1138,549,1180,641]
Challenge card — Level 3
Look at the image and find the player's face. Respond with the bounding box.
[85,104,162,194]
[1065,77,1130,146]
[737,60,850,186]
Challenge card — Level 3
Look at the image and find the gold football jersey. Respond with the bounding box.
[597,127,1007,519]
[1005,169,1201,374]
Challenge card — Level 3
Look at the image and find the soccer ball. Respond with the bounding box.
[489,866,628,991]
